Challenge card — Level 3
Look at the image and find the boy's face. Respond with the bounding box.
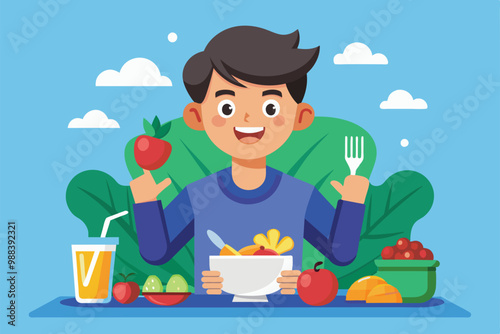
[185,71,313,160]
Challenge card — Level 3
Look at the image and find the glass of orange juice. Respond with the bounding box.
[71,237,118,303]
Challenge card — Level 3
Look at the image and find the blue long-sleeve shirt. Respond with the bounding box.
[133,167,365,293]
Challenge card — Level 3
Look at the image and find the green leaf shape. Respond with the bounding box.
[67,116,433,292]
[155,122,172,139]
[152,116,161,132]
[142,119,155,136]
[66,170,195,291]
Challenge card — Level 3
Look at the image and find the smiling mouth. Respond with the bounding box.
[234,127,265,144]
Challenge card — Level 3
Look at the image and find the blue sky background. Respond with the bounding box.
[1,0,499,333]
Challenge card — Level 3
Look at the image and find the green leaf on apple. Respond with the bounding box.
[155,121,172,139]
[143,119,155,137]
[152,116,161,132]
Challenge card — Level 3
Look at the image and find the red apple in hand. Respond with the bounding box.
[113,273,140,304]
[134,117,172,170]
[297,262,338,306]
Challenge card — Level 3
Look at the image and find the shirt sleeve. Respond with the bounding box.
[133,188,194,265]
[304,188,365,266]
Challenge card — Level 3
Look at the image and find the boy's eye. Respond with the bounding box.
[218,99,236,118]
[262,99,280,118]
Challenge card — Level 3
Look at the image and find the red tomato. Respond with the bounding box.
[381,246,395,259]
[419,248,434,260]
[410,241,423,252]
[134,135,172,170]
[396,238,410,251]
[297,262,338,306]
[113,281,140,304]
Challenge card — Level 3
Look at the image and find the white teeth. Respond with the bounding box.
[234,127,264,134]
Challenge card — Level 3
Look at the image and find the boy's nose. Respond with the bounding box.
[244,112,250,122]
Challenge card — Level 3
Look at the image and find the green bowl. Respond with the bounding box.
[374,260,440,303]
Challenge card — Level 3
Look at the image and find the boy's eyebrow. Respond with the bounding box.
[262,90,282,97]
[215,89,235,97]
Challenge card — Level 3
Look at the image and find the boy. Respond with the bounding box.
[131,26,369,294]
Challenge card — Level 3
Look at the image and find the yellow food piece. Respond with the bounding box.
[346,276,387,301]
[275,236,294,254]
[253,229,295,255]
[238,244,261,255]
[219,244,241,256]
[253,233,272,249]
[267,229,280,249]
[366,284,402,303]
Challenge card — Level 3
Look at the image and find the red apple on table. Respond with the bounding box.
[134,116,172,170]
[297,261,338,306]
[112,273,140,304]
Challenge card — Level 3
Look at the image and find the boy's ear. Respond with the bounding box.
[293,103,314,131]
[183,102,204,131]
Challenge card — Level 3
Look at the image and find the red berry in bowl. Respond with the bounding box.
[419,248,434,260]
[410,241,423,252]
[403,250,415,259]
[381,246,395,259]
[394,252,405,259]
[396,238,410,251]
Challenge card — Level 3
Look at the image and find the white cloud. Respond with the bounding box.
[68,110,120,128]
[96,57,172,86]
[334,43,388,65]
[380,90,428,109]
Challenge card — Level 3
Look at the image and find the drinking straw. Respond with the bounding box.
[82,211,128,287]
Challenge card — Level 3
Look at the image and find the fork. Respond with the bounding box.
[345,136,364,175]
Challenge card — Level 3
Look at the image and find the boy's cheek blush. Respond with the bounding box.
[212,115,226,127]
[273,115,285,127]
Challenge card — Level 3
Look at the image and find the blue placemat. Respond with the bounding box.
[30,291,470,318]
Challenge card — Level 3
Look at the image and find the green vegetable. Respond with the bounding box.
[142,275,163,293]
[66,116,434,289]
[166,274,188,292]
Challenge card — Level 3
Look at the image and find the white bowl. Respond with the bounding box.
[209,255,293,302]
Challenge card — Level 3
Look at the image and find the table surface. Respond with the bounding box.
[30,290,470,318]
